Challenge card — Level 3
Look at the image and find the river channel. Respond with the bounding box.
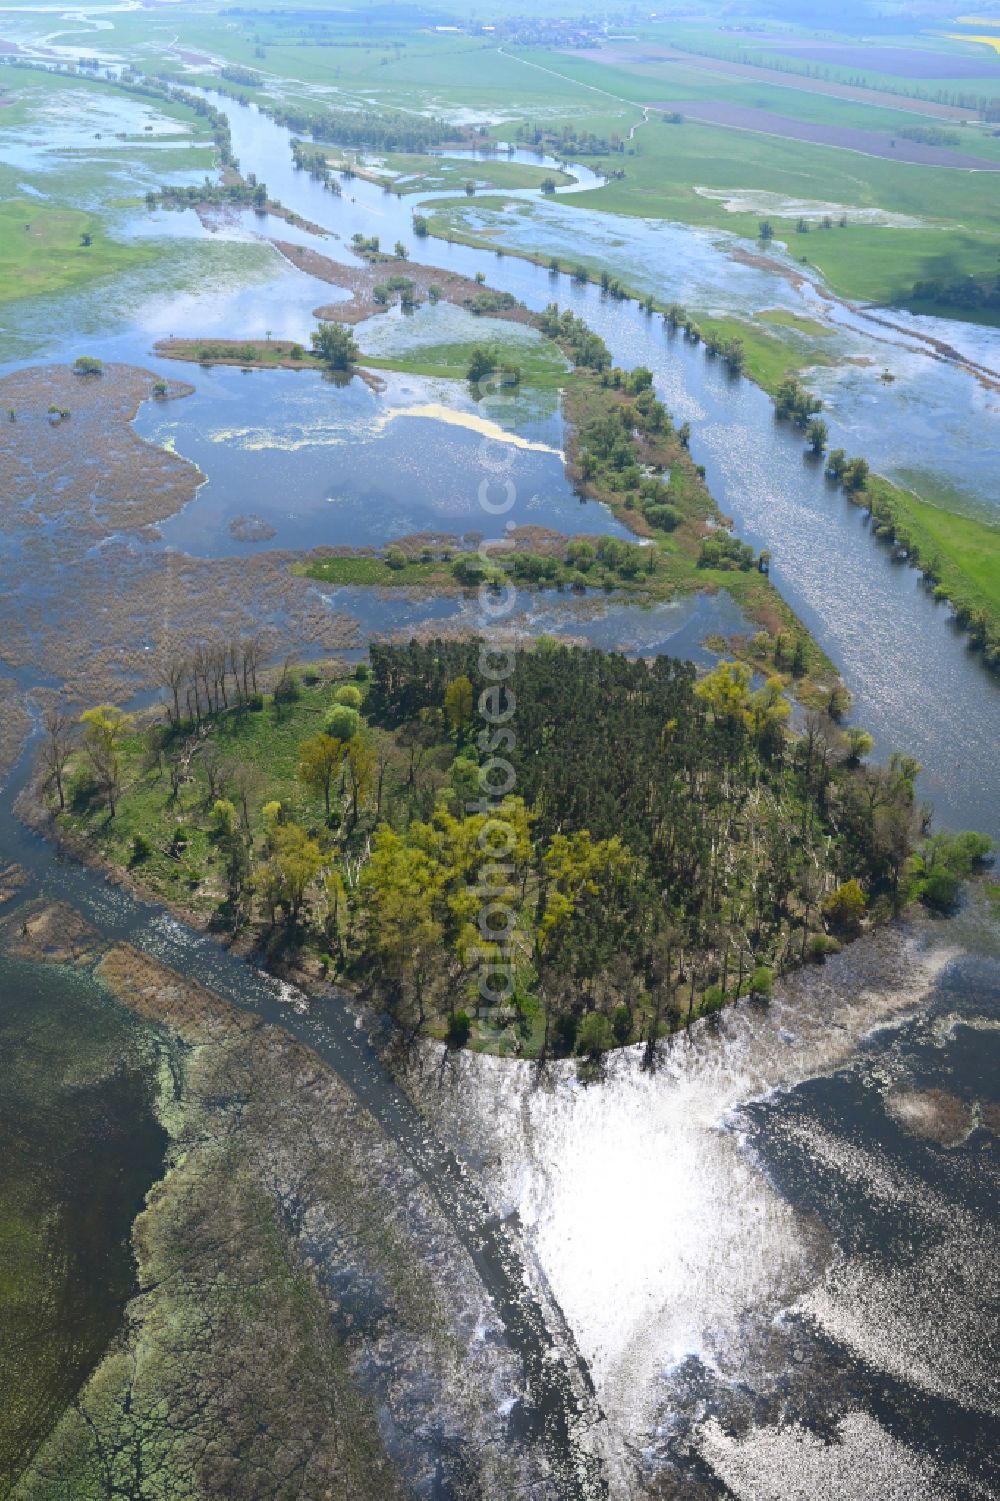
[0,73,997,1500]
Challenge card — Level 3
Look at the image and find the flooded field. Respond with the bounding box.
[0,62,998,1501]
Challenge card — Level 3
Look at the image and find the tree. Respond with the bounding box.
[256,822,322,928]
[444,675,474,737]
[393,239,408,259]
[577,1011,613,1057]
[540,176,557,194]
[826,448,848,481]
[72,355,103,376]
[327,703,361,742]
[694,660,752,729]
[212,797,237,836]
[298,732,345,816]
[39,705,76,810]
[360,826,445,1024]
[345,734,375,827]
[447,1009,472,1046]
[758,219,774,241]
[310,321,358,370]
[80,705,133,816]
[466,345,496,383]
[844,726,874,766]
[823,878,866,931]
[843,456,869,492]
[806,418,828,454]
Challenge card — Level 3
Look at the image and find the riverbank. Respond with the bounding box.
[5,917,581,1499]
[420,200,1000,667]
[42,632,981,1064]
[154,336,387,390]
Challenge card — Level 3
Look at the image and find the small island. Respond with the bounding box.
[41,640,991,1060]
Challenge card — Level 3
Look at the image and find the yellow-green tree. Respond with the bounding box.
[298,733,345,817]
[255,821,323,927]
[823,878,866,931]
[444,675,474,737]
[80,704,134,816]
[345,735,375,827]
[694,661,752,729]
[360,827,445,1022]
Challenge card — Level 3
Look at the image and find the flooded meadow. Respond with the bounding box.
[0,61,998,1501]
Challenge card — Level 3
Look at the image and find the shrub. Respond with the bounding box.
[921,868,961,914]
[447,1009,471,1047]
[131,832,152,863]
[701,984,725,1014]
[750,966,773,998]
[385,545,407,571]
[611,1004,632,1044]
[326,704,361,741]
[643,502,682,532]
[577,1011,614,1057]
[273,670,300,707]
[334,683,362,707]
[823,878,866,930]
[552,1012,578,1056]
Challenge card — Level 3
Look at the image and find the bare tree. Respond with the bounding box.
[39,705,76,810]
[230,761,261,830]
[160,652,188,727]
[201,742,227,802]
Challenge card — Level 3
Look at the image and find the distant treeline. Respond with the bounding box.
[271,101,458,152]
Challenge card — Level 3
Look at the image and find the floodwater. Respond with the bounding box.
[3,80,995,829]
[0,71,998,1501]
[413,900,1000,1498]
[188,92,1000,838]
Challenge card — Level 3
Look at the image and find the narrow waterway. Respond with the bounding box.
[1,76,998,1501]
[184,94,1000,837]
[0,733,608,1499]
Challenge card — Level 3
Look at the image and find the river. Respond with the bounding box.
[0,76,998,1500]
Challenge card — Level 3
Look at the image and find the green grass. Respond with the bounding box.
[755,308,835,336]
[696,314,836,393]
[60,677,352,908]
[888,487,1000,618]
[488,48,1000,312]
[0,197,156,306]
[362,336,569,387]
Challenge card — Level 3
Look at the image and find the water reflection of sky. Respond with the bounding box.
[1,84,999,834]
[140,367,629,556]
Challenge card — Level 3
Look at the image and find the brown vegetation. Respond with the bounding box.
[274,240,536,327]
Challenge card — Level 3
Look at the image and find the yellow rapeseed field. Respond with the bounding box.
[946,32,1000,50]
